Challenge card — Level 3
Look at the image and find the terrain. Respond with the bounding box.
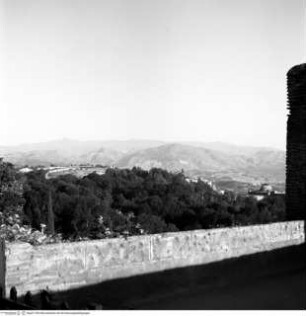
[0,139,285,193]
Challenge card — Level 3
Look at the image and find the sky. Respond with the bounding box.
[0,0,305,149]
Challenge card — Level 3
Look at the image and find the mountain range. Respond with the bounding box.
[0,139,286,191]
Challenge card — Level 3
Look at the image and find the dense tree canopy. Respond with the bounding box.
[0,160,287,242]
[0,160,25,225]
[19,166,286,240]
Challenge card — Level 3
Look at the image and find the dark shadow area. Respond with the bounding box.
[16,243,305,310]
[141,268,305,310]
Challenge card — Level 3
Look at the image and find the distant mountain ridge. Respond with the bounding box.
[0,139,285,186]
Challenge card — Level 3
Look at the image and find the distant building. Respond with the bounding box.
[19,167,33,173]
[248,183,274,201]
[185,177,198,183]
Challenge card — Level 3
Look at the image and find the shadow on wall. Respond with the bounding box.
[12,243,305,310]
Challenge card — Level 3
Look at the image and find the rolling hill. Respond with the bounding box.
[0,139,285,189]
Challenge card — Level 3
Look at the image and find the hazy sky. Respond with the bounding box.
[0,0,305,149]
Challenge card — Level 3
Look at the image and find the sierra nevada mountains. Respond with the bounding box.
[0,139,285,188]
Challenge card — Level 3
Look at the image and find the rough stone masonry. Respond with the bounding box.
[1,221,304,298]
[286,64,306,220]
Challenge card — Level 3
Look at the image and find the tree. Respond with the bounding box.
[137,213,168,234]
[0,160,25,224]
[47,190,55,234]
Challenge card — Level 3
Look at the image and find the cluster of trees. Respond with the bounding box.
[0,160,286,241]
[19,166,286,240]
[0,160,62,244]
[0,160,25,225]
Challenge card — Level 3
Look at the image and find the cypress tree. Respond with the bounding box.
[48,190,55,234]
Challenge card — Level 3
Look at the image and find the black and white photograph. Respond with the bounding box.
[0,0,305,312]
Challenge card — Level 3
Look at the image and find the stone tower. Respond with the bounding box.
[286,64,306,220]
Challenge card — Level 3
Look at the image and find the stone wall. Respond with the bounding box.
[1,221,304,298]
[286,64,306,220]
